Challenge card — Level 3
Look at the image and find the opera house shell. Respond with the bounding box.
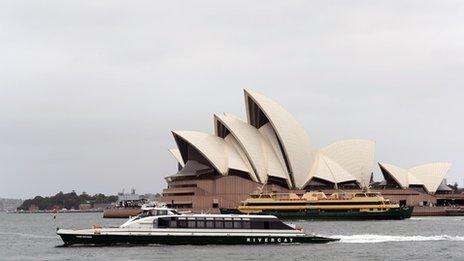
[379,162,452,194]
[161,89,377,210]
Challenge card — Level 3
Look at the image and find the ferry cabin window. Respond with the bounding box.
[157,217,293,230]
[188,220,196,228]
[156,210,168,216]
[250,219,292,230]
[177,219,187,228]
[251,220,264,229]
[233,220,241,229]
[224,220,233,229]
[140,210,151,218]
[263,221,270,229]
[153,218,158,228]
[157,218,169,228]
[215,218,224,229]
[223,217,232,229]
[169,220,177,228]
[270,220,292,230]
[196,218,205,228]
[242,221,251,229]
[206,220,214,228]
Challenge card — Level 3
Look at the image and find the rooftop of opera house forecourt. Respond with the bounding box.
[159,89,461,216]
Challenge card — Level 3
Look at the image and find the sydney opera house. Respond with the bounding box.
[160,90,456,213]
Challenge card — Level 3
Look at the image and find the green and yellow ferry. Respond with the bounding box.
[221,190,413,220]
[57,205,338,246]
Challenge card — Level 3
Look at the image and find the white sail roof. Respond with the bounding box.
[172,131,228,175]
[169,90,384,190]
[223,134,258,181]
[302,139,374,188]
[409,162,452,193]
[214,113,267,183]
[168,148,184,167]
[379,162,452,193]
[214,113,291,186]
[319,139,375,187]
[308,153,357,184]
[407,173,423,186]
[378,162,410,189]
[244,89,315,188]
[258,123,292,187]
[172,130,258,181]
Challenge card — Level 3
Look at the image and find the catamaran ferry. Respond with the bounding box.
[221,190,413,220]
[57,205,338,246]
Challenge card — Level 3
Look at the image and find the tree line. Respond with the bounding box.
[17,191,118,211]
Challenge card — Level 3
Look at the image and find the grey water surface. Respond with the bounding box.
[0,212,463,261]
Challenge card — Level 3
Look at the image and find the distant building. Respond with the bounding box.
[116,189,147,208]
[93,203,112,210]
[79,203,92,210]
[143,193,161,201]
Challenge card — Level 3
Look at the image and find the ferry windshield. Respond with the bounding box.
[136,208,180,220]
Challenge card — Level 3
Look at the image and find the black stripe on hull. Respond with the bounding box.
[58,234,338,246]
[220,207,414,220]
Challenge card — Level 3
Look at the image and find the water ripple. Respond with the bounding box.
[334,234,464,243]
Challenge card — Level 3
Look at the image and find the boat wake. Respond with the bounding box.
[334,234,464,243]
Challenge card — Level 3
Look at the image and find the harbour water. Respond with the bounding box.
[1,212,463,260]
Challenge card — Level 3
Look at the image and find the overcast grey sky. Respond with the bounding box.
[1,1,463,199]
